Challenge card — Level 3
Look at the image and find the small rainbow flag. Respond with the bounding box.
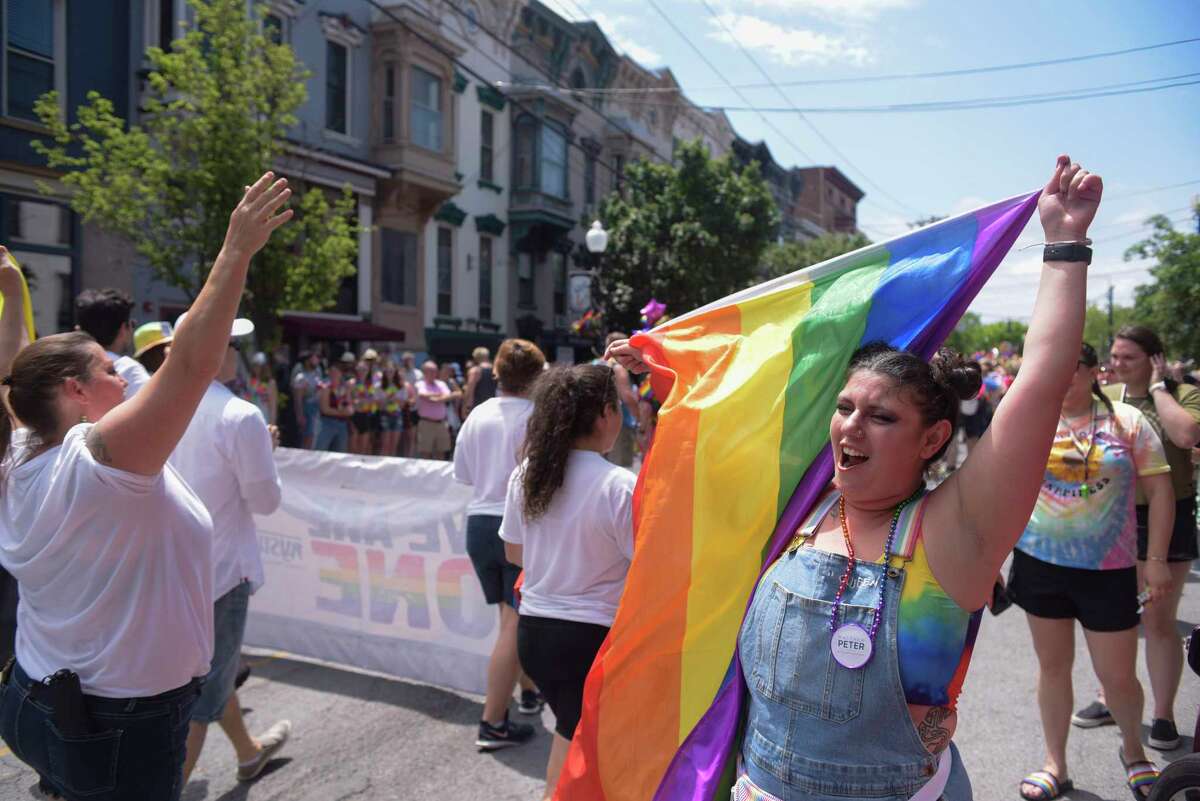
[558,191,1040,801]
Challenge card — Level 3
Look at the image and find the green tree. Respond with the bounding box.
[760,232,871,281]
[1126,210,1200,358]
[944,312,1029,356]
[587,139,778,333]
[32,0,359,344]
[1082,300,1136,354]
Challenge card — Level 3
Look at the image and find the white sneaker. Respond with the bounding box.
[236,719,292,782]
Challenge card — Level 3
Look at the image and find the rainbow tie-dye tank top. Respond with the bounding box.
[794,489,982,709]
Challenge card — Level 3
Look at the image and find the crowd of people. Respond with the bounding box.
[0,157,1197,801]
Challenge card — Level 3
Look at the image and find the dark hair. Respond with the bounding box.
[137,342,169,375]
[604,331,628,349]
[494,338,546,394]
[1079,342,1115,416]
[1,332,98,474]
[1114,324,1176,394]
[847,342,981,464]
[521,364,618,522]
[75,289,134,349]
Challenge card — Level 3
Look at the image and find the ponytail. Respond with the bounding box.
[521,364,618,522]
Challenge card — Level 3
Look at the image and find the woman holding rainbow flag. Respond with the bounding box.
[606,156,1113,799]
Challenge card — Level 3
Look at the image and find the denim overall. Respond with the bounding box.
[736,500,972,800]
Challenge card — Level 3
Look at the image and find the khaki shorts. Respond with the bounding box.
[417,418,451,455]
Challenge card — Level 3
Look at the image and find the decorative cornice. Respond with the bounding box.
[434,201,468,226]
[477,179,503,194]
[477,84,507,111]
[474,213,506,236]
[320,12,365,48]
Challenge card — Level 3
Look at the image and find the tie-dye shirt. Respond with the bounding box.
[796,491,980,709]
[1017,400,1169,570]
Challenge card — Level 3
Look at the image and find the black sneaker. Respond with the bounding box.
[235,662,252,689]
[517,689,545,715]
[1071,700,1114,728]
[475,713,535,750]
[1149,718,1181,751]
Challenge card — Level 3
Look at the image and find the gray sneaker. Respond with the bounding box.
[1070,700,1114,728]
[236,720,292,782]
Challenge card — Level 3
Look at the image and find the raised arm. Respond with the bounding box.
[1148,355,1200,448]
[0,247,30,383]
[930,156,1102,603]
[86,174,292,475]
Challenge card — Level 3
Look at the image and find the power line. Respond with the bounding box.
[676,72,1200,115]
[507,36,1200,95]
[697,0,924,218]
[1107,178,1200,201]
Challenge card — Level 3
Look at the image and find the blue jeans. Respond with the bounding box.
[315,416,348,452]
[0,660,200,801]
[191,580,251,723]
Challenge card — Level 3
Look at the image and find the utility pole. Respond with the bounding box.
[1107,283,1115,351]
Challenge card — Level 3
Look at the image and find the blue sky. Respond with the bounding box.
[550,0,1200,321]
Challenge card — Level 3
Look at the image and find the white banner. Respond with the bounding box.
[246,448,495,696]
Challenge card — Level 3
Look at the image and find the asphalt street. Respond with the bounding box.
[1,564,1198,801]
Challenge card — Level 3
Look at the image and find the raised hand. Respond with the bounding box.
[604,338,650,374]
[1038,155,1102,242]
[222,172,293,258]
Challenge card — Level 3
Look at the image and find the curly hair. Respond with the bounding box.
[521,364,618,522]
[847,343,982,464]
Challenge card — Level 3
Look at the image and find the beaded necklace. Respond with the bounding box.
[1058,400,1098,499]
[827,487,923,669]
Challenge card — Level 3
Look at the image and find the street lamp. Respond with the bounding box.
[586,220,608,255]
[569,221,607,321]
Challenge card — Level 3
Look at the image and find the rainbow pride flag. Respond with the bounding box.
[558,191,1040,801]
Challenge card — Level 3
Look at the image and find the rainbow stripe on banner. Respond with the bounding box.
[557,191,1040,801]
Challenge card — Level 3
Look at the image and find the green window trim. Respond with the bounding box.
[474,214,506,236]
[434,201,467,227]
[477,84,506,111]
[453,72,468,94]
[477,179,503,194]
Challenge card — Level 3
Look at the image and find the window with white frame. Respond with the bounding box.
[5,0,64,122]
[478,235,493,321]
[410,66,442,152]
[382,61,396,143]
[321,13,362,138]
[325,41,348,134]
[539,123,567,199]
[480,110,494,183]
[436,226,453,316]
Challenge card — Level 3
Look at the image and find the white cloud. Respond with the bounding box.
[584,11,664,66]
[730,0,915,23]
[705,13,870,66]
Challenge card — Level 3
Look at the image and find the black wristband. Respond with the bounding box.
[1043,243,1092,264]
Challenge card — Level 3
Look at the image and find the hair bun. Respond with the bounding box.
[931,347,982,401]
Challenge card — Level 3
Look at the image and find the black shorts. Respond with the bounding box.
[517,615,608,740]
[1136,498,1198,563]
[466,515,520,607]
[1008,548,1140,632]
[351,412,376,434]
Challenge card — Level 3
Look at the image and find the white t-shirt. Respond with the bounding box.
[107,351,150,398]
[500,450,636,626]
[453,396,534,516]
[0,425,213,697]
[170,382,282,599]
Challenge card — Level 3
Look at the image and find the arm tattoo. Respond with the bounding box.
[85,425,113,465]
[916,706,953,754]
